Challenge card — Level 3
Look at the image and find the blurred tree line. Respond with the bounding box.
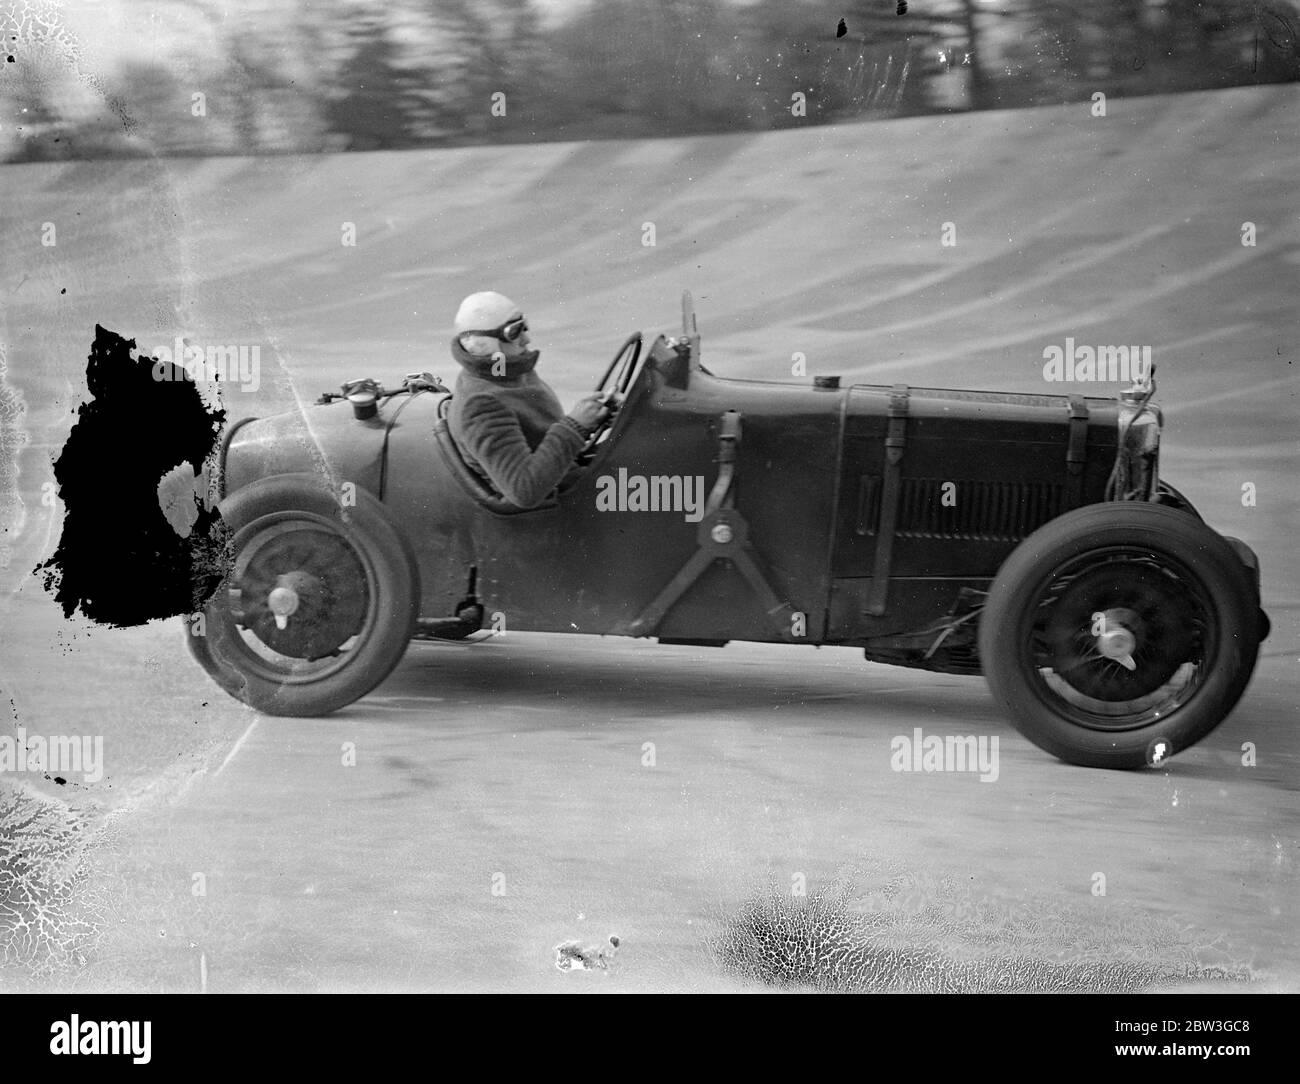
[2,0,1297,161]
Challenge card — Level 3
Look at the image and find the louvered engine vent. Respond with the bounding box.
[856,477,1066,541]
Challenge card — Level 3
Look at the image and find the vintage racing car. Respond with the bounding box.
[189,295,1269,769]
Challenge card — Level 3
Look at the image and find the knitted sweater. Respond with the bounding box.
[445,338,587,508]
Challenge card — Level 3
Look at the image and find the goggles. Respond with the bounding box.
[461,316,528,343]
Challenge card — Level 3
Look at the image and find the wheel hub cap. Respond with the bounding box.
[1094,608,1137,670]
[267,578,306,630]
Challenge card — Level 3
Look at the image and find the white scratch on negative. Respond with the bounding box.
[173,766,208,802]
[214,719,259,778]
[0,340,32,573]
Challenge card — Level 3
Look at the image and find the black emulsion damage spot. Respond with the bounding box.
[37,325,231,626]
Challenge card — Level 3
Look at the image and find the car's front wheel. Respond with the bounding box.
[978,503,1260,769]
[186,473,419,716]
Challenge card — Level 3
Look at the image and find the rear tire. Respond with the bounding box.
[979,503,1259,769]
[186,473,418,716]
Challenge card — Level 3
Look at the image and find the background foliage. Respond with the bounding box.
[2,0,1298,160]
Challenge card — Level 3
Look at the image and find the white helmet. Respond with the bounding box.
[454,291,521,357]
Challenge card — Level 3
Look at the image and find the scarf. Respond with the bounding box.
[450,335,541,381]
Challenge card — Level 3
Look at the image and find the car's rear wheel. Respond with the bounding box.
[187,473,418,716]
[978,503,1259,769]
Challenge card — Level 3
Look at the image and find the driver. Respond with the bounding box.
[446,291,613,509]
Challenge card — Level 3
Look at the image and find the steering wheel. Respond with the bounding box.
[584,332,642,452]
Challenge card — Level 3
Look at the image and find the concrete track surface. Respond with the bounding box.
[0,85,1296,992]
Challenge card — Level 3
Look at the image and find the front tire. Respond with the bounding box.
[187,473,418,716]
[978,503,1260,769]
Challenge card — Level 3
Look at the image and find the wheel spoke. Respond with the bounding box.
[1029,547,1213,730]
[215,515,375,681]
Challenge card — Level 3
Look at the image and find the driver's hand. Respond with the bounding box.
[568,393,611,432]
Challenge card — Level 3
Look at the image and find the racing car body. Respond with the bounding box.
[191,295,1268,769]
